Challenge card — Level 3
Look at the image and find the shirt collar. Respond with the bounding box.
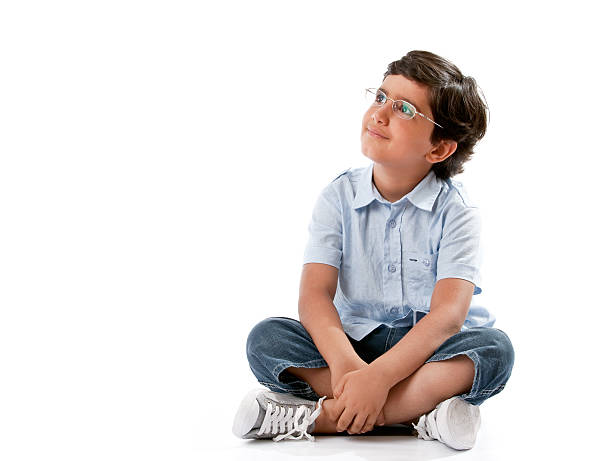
[352,163,443,212]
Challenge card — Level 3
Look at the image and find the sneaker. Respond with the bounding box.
[232,388,327,442]
[412,396,481,450]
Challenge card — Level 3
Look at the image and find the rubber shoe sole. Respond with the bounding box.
[232,388,263,438]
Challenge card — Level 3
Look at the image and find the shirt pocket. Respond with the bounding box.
[402,250,439,309]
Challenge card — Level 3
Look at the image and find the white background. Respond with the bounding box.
[1,1,610,459]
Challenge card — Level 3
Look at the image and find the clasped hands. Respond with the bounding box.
[328,360,391,434]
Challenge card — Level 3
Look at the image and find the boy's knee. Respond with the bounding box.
[492,329,514,366]
[246,317,291,362]
[486,328,515,380]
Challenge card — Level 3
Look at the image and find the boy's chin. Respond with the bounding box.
[360,148,384,163]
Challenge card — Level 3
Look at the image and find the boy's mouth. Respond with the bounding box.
[367,128,389,139]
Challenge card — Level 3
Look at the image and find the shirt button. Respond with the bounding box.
[390,307,399,314]
[389,219,396,228]
[423,259,430,267]
[388,264,396,273]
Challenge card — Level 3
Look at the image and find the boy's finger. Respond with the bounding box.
[375,410,385,426]
[361,414,377,433]
[336,408,356,433]
[334,379,346,398]
[348,413,367,435]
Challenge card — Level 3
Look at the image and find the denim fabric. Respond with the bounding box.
[246,317,514,406]
[303,163,494,341]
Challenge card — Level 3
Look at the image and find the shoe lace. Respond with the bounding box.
[412,408,441,441]
[257,396,326,442]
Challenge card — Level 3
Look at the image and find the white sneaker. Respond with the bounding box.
[412,396,481,450]
[232,388,327,442]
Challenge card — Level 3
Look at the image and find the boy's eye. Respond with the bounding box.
[400,102,416,117]
[375,91,386,104]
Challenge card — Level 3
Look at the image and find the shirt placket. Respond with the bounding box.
[382,203,404,320]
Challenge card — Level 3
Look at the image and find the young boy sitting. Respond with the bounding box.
[232,50,514,451]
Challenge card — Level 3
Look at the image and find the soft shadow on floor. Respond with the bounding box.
[241,425,461,461]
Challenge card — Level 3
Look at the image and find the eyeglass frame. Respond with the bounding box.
[365,88,444,129]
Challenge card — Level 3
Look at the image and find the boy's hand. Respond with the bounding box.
[330,367,390,434]
[329,357,367,400]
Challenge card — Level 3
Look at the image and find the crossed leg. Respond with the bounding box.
[287,354,474,434]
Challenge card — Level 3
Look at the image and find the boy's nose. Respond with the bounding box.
[371,103,391,124]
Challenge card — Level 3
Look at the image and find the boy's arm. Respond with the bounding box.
[368,277,475,388]
[298,263,363,370]
[299,263,387,428]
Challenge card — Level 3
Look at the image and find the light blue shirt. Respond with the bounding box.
[303,162,495,341]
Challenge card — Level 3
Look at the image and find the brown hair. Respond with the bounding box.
[384,50,489,180]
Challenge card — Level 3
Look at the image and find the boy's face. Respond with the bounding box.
[361,75,438,170]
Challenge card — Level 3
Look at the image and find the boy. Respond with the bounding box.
[232,50,514,450]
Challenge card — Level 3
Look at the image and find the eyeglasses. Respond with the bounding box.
[365,88,444,129]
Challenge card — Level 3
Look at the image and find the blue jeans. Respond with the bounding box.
[246,317,514,406]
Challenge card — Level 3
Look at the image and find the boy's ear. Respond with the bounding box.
[426,139,458,164]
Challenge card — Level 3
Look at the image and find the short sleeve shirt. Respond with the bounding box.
[303,162,495,341]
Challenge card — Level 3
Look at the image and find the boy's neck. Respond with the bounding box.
[372,164,432,204]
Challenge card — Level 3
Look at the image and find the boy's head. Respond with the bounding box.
[361,50,488,181]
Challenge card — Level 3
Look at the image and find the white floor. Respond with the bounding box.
[216,426,486,461]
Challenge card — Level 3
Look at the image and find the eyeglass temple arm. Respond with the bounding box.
[417,111,444,129]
